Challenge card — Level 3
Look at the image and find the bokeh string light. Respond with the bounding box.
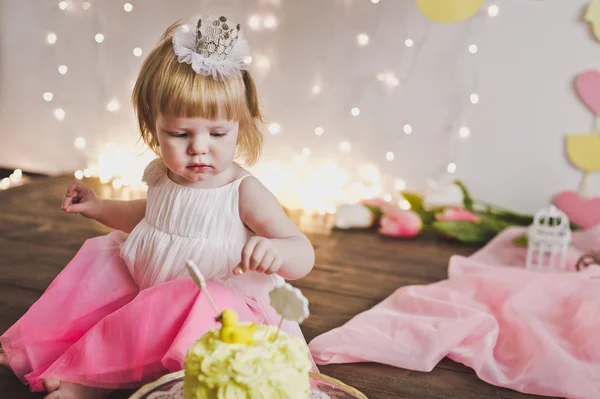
[440,7,490,182]
[33,1,501,211]
[0,169,26,190]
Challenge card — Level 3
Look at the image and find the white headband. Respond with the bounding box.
[172,14,251,80]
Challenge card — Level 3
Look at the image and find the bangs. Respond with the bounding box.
[155,61,247,121]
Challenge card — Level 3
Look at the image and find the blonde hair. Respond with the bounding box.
[132,22,264,165]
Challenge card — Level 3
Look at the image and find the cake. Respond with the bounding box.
[183,318,311,399]
[183,261,312,399]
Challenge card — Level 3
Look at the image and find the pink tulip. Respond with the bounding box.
[379,208,422,238]
[435,207,480,223]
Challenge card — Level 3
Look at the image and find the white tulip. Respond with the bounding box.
[334,203,374,229]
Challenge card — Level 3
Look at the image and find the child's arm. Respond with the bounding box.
[95,199,147,233]
[62,180,146,233]
[235,176,315,280]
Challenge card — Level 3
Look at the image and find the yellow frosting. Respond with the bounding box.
[183,324,311,399]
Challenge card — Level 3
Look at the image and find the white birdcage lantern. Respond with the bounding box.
[526,205,572,271]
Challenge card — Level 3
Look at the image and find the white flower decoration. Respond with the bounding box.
[269,283,309,324]
[142,158,166,186]
[172,14,251,80]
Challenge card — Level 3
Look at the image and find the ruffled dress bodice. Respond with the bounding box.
[120,159,253,289]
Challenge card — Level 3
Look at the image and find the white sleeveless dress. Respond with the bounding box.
[120,158,283,291]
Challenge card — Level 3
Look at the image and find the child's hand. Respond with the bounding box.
[61,180,103,220]
[234,236,283,276]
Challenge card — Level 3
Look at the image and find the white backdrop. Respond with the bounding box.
[1,0,599,213]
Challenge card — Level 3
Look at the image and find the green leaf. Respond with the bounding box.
[512,233,528,247]
[432,214,515,245]
[363,204,383,221]
[491,210,533,226]
[401,192,424,212]
[402,192,435,224]
[478,214,513,232]
[475,202,581,230]
[473,203,534,226]
[454,180,474,211]
[432,221,495,244]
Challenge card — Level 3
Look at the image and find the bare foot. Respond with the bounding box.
[43,377,61,392]
[0,347,10,369]
[43,378,113,399]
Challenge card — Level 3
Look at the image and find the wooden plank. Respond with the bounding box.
[1,176,73,217]
[0,237,73,292]
[0,214,110,255]
[298,263,425,301]
[296,286,378,342]
[0,285,41,336]
[0,369,45,399]
[313,232,476,276]
[318,362,558,399]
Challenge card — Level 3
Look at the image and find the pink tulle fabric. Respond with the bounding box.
[308,227,600,399]
[1,231,312,392]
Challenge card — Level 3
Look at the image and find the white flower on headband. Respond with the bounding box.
[172,14,251,80]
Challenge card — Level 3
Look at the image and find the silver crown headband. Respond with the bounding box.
[172,14,251,80]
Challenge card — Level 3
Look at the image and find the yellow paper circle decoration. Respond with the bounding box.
[584,0,600,42]
[415,0,484,23]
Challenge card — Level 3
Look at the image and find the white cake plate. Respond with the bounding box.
[129,370,368,399]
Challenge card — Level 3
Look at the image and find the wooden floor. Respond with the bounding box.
[0,176,557,399]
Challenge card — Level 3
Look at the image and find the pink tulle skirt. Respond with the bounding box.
[1,231,311,392]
